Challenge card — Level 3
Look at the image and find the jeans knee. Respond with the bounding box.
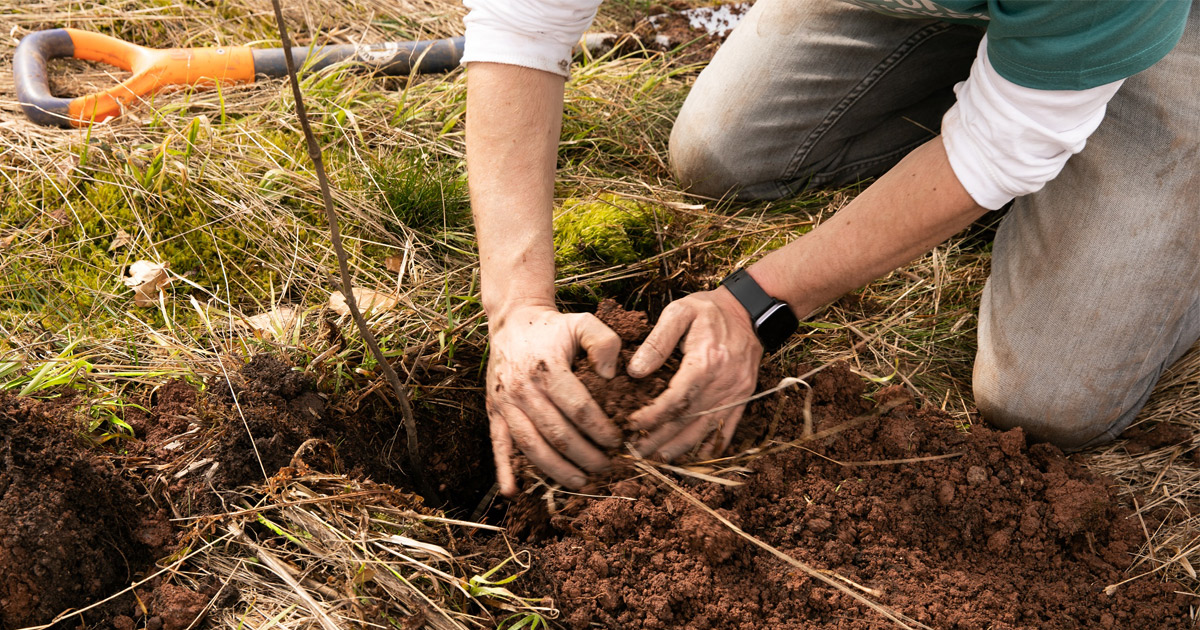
[972,350,1142,451]
[669,94,798,201]
[668,111,746,199]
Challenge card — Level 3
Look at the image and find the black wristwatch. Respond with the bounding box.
[720,268,799,351]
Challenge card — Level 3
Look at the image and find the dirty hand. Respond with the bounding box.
[628,288,762,461]
[486,305,624,496]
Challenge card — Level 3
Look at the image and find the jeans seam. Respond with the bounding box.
[780,21,955,187]
[810,138,931,190]
[776,137,929,197]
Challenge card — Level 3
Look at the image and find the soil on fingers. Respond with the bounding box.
[573,299,678,433]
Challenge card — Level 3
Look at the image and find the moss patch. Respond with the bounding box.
[553,194,659,269]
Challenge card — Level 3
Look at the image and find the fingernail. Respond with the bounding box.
[600,362,617,379]
[569,475,588,489]
[627,358,645,377]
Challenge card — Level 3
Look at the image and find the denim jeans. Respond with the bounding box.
[669,0,1200,449]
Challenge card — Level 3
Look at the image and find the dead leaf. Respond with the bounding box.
[241,306,299,341]
[53,154,78,186]
[329,288,399,317]
[108,229,132,252]
[0,233,16,250]
[384,255,404,273]
[123,260,171,307]
[1181,555,1197,579]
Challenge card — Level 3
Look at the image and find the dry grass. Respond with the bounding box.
[1,0,1198,627]
[194,473,553,630]
[1087,345,1200,596]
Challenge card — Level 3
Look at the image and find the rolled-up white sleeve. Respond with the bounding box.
[461,0,602,78]
[942,35,1124,210]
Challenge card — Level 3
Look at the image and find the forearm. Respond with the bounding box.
[749,136,987,316]
[466,62,565,324]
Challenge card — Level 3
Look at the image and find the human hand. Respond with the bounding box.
[628,288,762,461]
[485,304,624,496]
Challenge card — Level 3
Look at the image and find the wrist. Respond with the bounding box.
[712,285,751,327]
[742,265,802,318]
[720,267,800,351]
[486,295,557,329]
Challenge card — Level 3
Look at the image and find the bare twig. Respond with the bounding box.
[268,0,432,500]
[761,398,908,458]
[798,447,963,467]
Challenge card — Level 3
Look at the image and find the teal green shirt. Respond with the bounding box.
[843,0,1191,89]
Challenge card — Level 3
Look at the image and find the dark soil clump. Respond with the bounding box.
[510,303,1190,629]
[574,299,676,431]
[1121,421,1192,455]
[634,2,750,64]
[0,395,156,629]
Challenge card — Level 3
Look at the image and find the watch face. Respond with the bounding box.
[755,303,799,350]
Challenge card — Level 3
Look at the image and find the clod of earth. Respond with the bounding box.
[573,299,677,432]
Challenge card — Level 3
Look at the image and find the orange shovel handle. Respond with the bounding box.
[15,28,255,127]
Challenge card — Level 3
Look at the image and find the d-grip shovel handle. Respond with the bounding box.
[14,28,256,127]
[14,28,464,128]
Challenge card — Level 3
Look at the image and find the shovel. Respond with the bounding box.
[12,28,471,128]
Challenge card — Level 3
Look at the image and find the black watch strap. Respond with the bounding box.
[720,268,799,351]
[721,269,775,320]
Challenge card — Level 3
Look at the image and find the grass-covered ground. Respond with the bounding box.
[0,0,986,430]
[2,0,1198,627]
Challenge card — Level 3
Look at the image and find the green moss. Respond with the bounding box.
[0,161,286,333]
[553,194,658,268]
[74,175,270,289]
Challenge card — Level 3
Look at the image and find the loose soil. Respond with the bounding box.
[506,301,1192,629]
[634,2,750,64]
[137,354,493,515]
[0,395,165,630]
[1,351,494,629]
[4,299,1195,629]
[574,299,676,431]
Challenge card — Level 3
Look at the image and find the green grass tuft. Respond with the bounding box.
[368,150,471,237]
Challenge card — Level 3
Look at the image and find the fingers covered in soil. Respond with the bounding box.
[504,366,1191,629]
[572,299,676,432]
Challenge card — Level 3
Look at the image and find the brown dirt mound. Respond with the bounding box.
[0,352,493,629]
[0,395,155,629]
[509,302,1190,629]
[137,354,493,515]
